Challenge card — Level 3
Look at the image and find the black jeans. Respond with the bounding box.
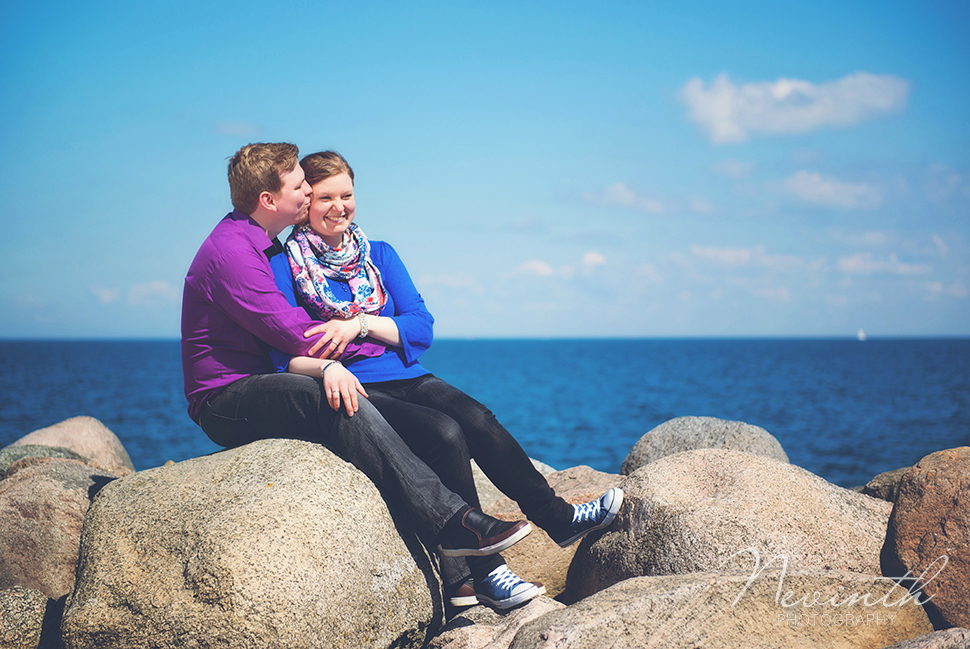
[363,374,572,533]
[198,373,468,550]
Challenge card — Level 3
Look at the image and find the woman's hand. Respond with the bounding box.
[305,317,362,358]
[321,361,368,416]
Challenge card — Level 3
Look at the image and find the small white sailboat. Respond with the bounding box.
[857,328,867,342]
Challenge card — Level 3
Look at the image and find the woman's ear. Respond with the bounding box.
[258,190,277,212]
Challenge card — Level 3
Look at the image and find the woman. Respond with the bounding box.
[270,151,623,610]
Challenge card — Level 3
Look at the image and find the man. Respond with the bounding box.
[180,142,535,607]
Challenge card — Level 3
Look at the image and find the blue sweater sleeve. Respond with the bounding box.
[268,252,297,372]
[372,241,434,364]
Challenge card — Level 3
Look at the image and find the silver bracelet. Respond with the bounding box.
[357,312,369,338]
[321,360,340,378]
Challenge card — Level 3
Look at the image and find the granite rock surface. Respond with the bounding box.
[620,416,789,475]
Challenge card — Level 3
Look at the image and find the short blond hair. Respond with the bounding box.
[227,142,300,214]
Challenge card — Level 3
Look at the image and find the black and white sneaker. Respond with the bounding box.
[553,487,624,548]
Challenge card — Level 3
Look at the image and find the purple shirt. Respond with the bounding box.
[181,210,384,422]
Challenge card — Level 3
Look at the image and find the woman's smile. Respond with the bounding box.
[307,172,356,248]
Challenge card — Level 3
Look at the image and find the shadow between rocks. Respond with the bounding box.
[40,596,66,649]
[378,487,447,647]
[880,533,949,631]
[87,474,117,501]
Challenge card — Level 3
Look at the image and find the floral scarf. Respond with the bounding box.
[285,222,388,320]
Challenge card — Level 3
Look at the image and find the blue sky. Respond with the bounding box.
[1,0,968,339]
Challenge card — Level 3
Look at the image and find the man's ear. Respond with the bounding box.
[258,190,278,212]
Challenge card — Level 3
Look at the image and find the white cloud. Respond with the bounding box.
[713,159,755,180]
[214,121,261,137]
[837,252,932,276]
[91,287,120,305]
[512,259,557,277]
[784,171,882,209]
[691,245,756,266]
[128,281,180,308]
[514,216,546,234]
[689,197,717,214]
[634,264,664,285]
[925,280,967,299]
[680,72,910,144]
[583,182,664,214]
[828,230,891,247]
[13,294,47,309]
[932,234,948,260]
[582,251,606,273]
[690,245,803,270]
[923,164,970,204]
[420,274,483,294]
[755,286,793,302]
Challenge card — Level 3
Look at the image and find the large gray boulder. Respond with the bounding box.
[621,416,789,475]
[563,449,892,602]
[0,445,86,476]
[61,438,439,649]
[511,570,934,649]
[8,416,134,477]
[0,459,117,599]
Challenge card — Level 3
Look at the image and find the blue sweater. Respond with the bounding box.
[269,240,433,383]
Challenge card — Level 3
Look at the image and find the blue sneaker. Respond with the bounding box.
[474,564,545,610]
[553,487,624,548]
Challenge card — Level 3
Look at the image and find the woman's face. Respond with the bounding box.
[307,172,356,247]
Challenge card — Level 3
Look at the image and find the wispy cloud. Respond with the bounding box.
[418,274,483,296]
[837,252,932,275]
[688,197,717,215]
[128,281,180,308]
[213,121,261,137]
[681,72,910,144]
[923,164,970,204]
[582,251,606,274]
[784,171,882,209]
[511,259,558,278]
[91,287,120,305]
[582,182,665,214]
[828,230,892,247]
[925,280,967,299]
[713,159,756,180]
[690,244,804,270]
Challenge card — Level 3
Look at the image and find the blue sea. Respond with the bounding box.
[1,339,967,488]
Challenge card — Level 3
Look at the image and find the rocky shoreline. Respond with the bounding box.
[1,415,967,649]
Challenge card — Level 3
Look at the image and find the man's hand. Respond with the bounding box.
[305,317,362,359]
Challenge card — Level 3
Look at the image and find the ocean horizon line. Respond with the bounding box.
[2,335,969,343]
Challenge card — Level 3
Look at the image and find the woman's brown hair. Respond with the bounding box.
[299,151,355,187]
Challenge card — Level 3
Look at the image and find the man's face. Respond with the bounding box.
[273,165,312,225]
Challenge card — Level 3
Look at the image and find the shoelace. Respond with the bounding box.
[489,566,527,594]
[572,498,602,525]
